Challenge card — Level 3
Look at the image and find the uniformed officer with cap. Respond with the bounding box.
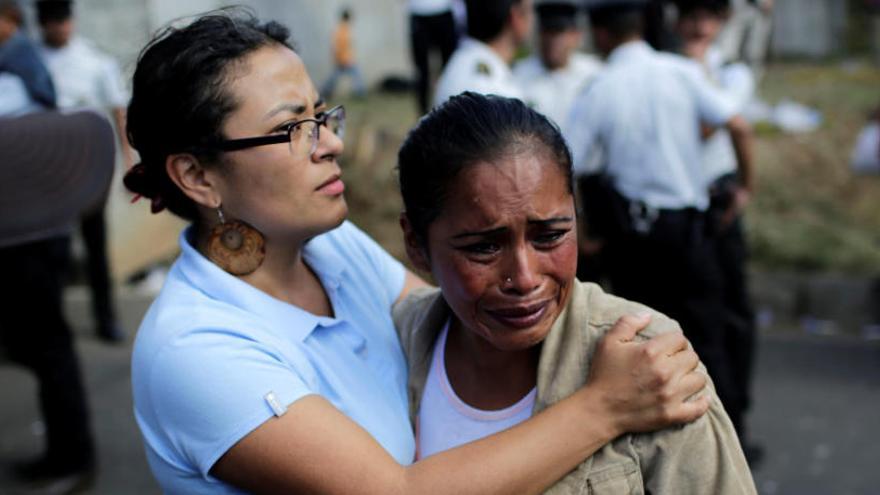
[432,0,532,107]
[565,0,755,434]
[513,0,602,126]
[676,0,763,463]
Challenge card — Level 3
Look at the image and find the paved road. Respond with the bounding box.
[0,289,878,494]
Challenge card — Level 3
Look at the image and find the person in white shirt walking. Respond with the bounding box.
[675,0,763,465]
[433,0,532,106]
[565,0,755,436]
[37,0,128,343]
[513,1,602,127]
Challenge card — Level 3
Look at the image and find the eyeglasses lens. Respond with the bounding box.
[289,107,346,156]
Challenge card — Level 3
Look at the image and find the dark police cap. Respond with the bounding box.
[584,0,647,11]
[36,0,73,22]
[536,1,580,31]
[0,110,115,248]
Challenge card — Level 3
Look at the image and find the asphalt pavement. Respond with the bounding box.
[0,287,878,495]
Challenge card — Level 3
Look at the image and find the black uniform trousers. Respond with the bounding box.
[710,211,757,437]
[0,236,95,469]
[409,10,458,114]
[604,207,739,427]
[80,203,116,333]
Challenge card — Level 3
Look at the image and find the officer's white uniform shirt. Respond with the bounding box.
[564,40,736,211]
[433,37,523,107]
[39,37,128,111]
[700,46,754,184]
[513,52,602,126]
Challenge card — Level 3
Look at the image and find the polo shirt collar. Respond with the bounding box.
[176,227,348,342]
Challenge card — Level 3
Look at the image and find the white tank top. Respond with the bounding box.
[416,320,536,459]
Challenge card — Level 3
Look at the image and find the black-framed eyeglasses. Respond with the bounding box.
[212,105,346,156]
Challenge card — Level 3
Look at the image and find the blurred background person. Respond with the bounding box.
[675,0,762,463]
[36,0,130,343]
[566,0,755,452]
[321,7,367,99]
[513,0,602,127]
[644,0,677,50]
[715,0,773,79]
[407,0,460,113]
[0,0,55,115]
[851,105,880,175]
[433,0,533,106]
[0,110,115,493]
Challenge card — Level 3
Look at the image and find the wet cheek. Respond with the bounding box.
[551,240,579,277]
[437,258,492,304]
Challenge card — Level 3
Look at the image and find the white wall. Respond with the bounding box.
[23,0,413,89]
[245,0,412,89]
[772,0,848,58]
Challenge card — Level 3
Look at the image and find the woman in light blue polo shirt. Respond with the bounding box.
[123,10,710,494]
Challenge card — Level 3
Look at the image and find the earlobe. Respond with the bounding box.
[400,213,431,273]
[165,154,221,208]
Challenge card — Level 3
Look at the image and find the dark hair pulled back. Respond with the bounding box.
[123,8,293,220]
[397,92,573,245]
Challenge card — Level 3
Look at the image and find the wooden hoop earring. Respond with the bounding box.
[207,207,265,275]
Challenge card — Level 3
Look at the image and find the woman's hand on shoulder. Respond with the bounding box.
[584,313,710,437]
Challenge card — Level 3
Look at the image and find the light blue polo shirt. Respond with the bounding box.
[131,221,413,494]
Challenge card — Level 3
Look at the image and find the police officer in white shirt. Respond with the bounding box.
[676,0,762,463]
[513,1,602,126]
[433,0,532,106]
[565,0,755,428]
[37,0,126,343]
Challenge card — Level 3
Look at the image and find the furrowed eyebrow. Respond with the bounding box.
[451,217,573,239]
[529,216,574,227]
[451,227,507,240]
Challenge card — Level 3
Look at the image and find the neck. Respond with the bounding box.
[196,225,333,316]
[543,58,568,71]
[444,317,538,410]
[486,31,518,65]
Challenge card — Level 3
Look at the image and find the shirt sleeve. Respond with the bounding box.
[719,62,755,111]
[336,221,407,308]
[563,84,603,175]
[633,368,757,494]
[146,329,314,478]
[0,73,38,115]
[684,61,738,127]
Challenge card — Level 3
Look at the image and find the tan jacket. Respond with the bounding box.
[393,281,757,494]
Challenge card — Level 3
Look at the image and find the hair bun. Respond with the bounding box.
[123,162,167,213]
[123,162,152,196]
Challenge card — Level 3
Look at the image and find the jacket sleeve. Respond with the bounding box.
[633,371,757,494]
[586,287,757,494]
[391,287,440,359]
